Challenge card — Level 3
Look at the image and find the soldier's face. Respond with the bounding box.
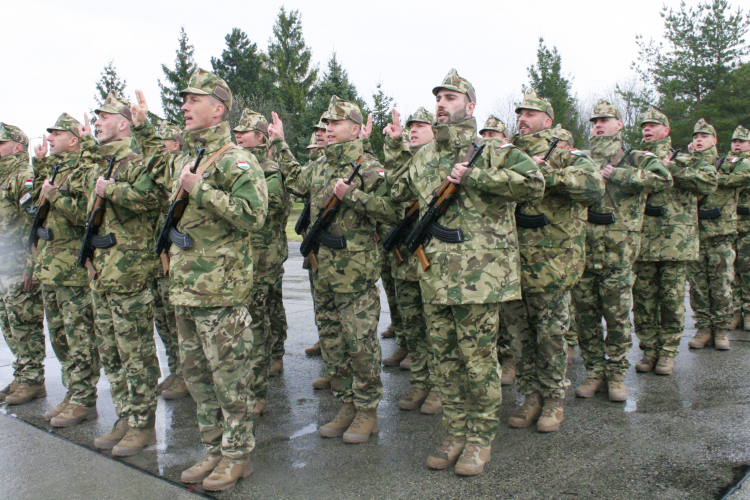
[409,122,434,147]
[182,94,222,131]
[163,139,181,153]
[732,139,750,153]
[480,130,508,143]
[517,110,551,135]
[557,140,572,151]
[234,130,264,148]
[0,141,22,158]
[692,133,716,151]
[435,90,474,123]
[48,130,78,155]
[641,123,670,142]
[94,112,128,144]
[326,119,359,145]
[315,128,327,148]
[590,117,623,137]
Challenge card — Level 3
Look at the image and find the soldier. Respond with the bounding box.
[551,124,575,150]
[572,100,672,402]
[731,126,750,331]
[632,108,717,375]
[390,69,545,475]
[160,122,183,153]
[268,95,399,444]
[502,88,605,432]
[134,68,267,490]
[687,119,750,350]
[233,108,291,415]
[0,123,46,405]
[479,115,509,143]
[32,114,102,426]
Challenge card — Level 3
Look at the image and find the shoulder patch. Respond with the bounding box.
[643,151,656,157]
[499,143,513,148]
[570,149,582,155]
[731,157,740,163]
[235,161,250,171]
[378,169,385,177]
[270,164,279,170]
[24,179,33,189]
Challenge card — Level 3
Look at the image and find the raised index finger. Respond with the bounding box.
[392,109,400,124]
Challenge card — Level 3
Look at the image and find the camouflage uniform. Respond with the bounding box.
[138,69,268,459]
[632,109,718,360]
[571,101,672,383]
[731,126,750,323]
[390,70,545,446]
[0,124,45,387]
[479,115,508,139]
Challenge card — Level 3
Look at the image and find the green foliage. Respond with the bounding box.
[94,60,127,106]
[159,27,197,126]
[211,28,276,102]
[368,82,395,163]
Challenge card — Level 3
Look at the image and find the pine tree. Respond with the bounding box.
[369,82,395,163]
[159,27,197,125]
[94,60,127,105]
[211,28,275,102]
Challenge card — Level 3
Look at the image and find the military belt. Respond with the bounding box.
[738,207,750,216]
[644,205,665,217]
[698,208,722,220]
[515,207,549,228]
[427,222,464,243]
[90,233,117,249]
[168,227,193,250]
[587,210,616,225]
[36,227,53,241]
[316,230,346,249]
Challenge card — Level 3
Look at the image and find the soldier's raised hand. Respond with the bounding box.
[131,90,149,127]
[267,112,285,141]
[383,109,403,139]
[78,113,92,137]
[34,134,48,161]
[360,113,373,140]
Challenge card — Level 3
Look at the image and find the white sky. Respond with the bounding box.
[3,0,702,150]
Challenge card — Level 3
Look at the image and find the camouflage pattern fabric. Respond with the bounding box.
[378,223,405,346]
[693,118,716,137]
[0,122,29,147]
[479,115,507,136]
[95,91,133,123]
[590,99,622,121]
[566,302,579,348]
[45,291,70,390]
[248,282,274,402]
[432,68,476,104]
[322,95,363,124]
[638,106,670,128]
[0,299,10,338]
[497,321,512,359]
[406,107,435,127]
[732,150,750,318]
[179,68,232,110]
[688,236,736,331]
[2,282,45,385]
[269,273,288,361]
[515,88,555,119]
[394,278,436,390]
[151,277,180,376]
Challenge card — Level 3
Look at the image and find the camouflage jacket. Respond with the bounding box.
[271,137,400,293]
[137,120,268,307]
[584,134,673,269]
[512,130,605,294]
[390,117,545,305]
[732,150,750,234]
[694,146,750,240]
[0,151,34,280]
[638,138,718,261]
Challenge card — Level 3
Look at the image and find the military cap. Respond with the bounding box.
[46,113,82,138]
[432,69,477,104]
[589,99,622,122]
[306,132,318,150]
[179,68,232,111]
[158,121,182,140]
[551,124,574,144]
[313,118,327,131]
[732,125,750,141]
[233,109,269,136]
[95,91,133,122]
[406,107,435,127]
[638,106,669,128]
[0,123,29,147]
[321,95,363,125]
[693,118,716,137]
[479,115,508,135]
[515,88,554,120]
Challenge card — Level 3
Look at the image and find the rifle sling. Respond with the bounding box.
[171,144,233,202]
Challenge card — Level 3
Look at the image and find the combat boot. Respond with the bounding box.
[50,403,98,428]
[180,453,222,484]
[162,377,189,400]
[426,435,466,469]
[420,390,442,415]
[380,324,395,339]
[156,373,177,396]
[714,330,731,350]
[312,376,331,390]
[94,418,129,449]
[5,383,46,405]
[305,341,322,356]
[537,398,564,433]
[112,427,156,457]
[343,409,379,444]
[319,402,356,438]
[575,377,606,398]
[43,393,71,421]
[508,392,543,428]
[500,357,516,385]
[399,355,413,370]
[731,312,743,330]
[635,355,657,373]
[566,347,575,363]
[269,359,284,377]
[607,379,627,402]
[252,399,268,418]
[455,443,491,476]
[688,329,713,349]
[745,316,750,331]
[382,345,408,367]
[0,379,19,402]
[203,457,252,492]
[398,387,429,411]
[655,357,674,375]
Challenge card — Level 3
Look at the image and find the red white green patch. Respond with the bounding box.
[236,161,250,171]
[24,179,33,188]
[378,169,385,177]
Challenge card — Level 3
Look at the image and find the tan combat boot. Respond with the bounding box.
[156,373,177,396]
[399,355,413,371]
[305,341,322,356]
[43,393,71,421]
[537,398,564,433]
[731,312,743,330]
[343,409,379,444]
[94,418,129,449]
[455,443,492,476]
[688,329,713,349]
[635,355,657,373]
[180,453,222,484]
[508,392,543,428]
[162,376,189,400]
[112,427,156,457]
[398,387,429,411]
[420,390,442,415]
[269,359,284,377]
[426,435,466,469]
[252,399,268,418]
[714,330,731,350]
[0,379,19,402]
[382,345,408,367]
[575,377,606,398]
[745,315,750,331]
[5,383,46,405]
[500,357,516,385]
[51,403,98,428]
[312,375,331,390]
[318,402,356,438]
[203,457,252,492]
[655,357,674,375]
[380,324,395,339]
[607,379,627,402]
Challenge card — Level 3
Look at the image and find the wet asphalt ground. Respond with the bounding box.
[2,241,750,499]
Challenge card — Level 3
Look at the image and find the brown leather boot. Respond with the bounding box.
[500,357,516,385]
[380,324,395,338]
[688,329,713,349]
[537,398,564,432]
[305,341,322,356]
[156,373,177,396]
[399,355,413,370]
[162,377,189,400]
[655,357,674,375]
[94,418,129,449]
[343,409,379,444]
[181,453,222,484]
[731,312,743,330]
[0,379,19,402]
[319,402,356,438]
[112,427,156,457]
[635,355,657,373]
[745,316,750,331]
[5,383,46,405]
[575,377,606,398]
[420,390,442,415]
[455,444,492,476]
[269,359,284,377]
[312,376,331,390]
[607,379,627,402]
[398,387,429,411]
[508,392,543,428]
[426,435,466,470]
[714,330,731,350]
[382,346,408,367]
[43,393,71,421]
[252,399,268,418]
[203,457,252,492]
[50,403,98,428]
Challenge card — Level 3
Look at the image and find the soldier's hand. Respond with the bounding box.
[131,90,149,127]
[334,178,354,200]
[22,272,33,292]
[383,109,403,139]
[78,113,92,137]
[448,162,469,184]
[360,113,373,140]
[95,176,114,197]
[268,112,285,141]
[531,155,545,166]
[41,179,57,197]
[602,165,615,179]
[663,157,672,167]
[180,163,201,193]
[34,134,48,161]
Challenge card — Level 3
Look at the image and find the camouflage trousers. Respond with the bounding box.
[571,267,635,381]
[688,235,735,331]
[0,297,9,338]
[423,302,502,447]
[42,285,100,407]
[501,291,571,399]
[176,305,255,459]
[92,289,158,429]
[0,277,45,385]
[566,301,579,348]
[380,252,405,346]
[497,320,512,358]
[733,232,750,318]
[151,277,180,376]
[394,278,436,390]
[632,261,687,359]
[248,282,274,401]
[314,282,383,411]
[269,269,289,362]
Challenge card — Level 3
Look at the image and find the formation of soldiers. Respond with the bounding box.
[0,66,749,488]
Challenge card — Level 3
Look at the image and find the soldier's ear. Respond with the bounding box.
[466,101,476,117]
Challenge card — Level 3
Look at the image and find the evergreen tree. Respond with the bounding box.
[369,82,395,163]
[159,27,197,125]
[211,28,275,102]
[94,60,127,106]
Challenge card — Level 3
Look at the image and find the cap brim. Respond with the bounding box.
[432,84,464,96]
[179,87,211,97]
[589,114,619,122]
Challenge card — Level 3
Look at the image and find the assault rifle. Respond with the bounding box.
[294,199,319,270]
[644,148,680,217]
[698,156,727,220]
[588,148,634,225]
[381,201,419,266]
[28,163,61,251]
[78,156,117,280]
[515,137,560,228]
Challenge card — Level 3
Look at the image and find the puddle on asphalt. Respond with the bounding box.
[624,398,637,412]
[289,423,318,439]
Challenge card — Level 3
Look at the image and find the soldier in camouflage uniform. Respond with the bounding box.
[0,123,46,405]
[572,100,672,402]
[479,115,509,143]
[268,96,400,444]
[135,69,268,490]
[502,89,605,432]
[31,113,102,426]
[632,108,717,375]
[390,70,545,475]
[730,126,750,330]
[687,119,750,350]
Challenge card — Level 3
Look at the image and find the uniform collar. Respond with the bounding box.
[432,117,477,153]
[694,145,718,165]
[97,136,135,161]
[247,143,269,163]
[324,139,364,165]
[513,128,554,157]
[640,137,672,159]
[590,132,625,163]
[183,121,233,155]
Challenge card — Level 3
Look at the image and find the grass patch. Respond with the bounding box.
[286,202,304,242]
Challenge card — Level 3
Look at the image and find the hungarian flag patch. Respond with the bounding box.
[24,179,33,189]
[236,161,250,171]
[378,169,385,177]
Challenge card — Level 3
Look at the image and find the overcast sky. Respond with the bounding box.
[4,0,704,150]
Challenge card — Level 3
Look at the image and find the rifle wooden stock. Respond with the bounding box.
[78,156,116,281]
[413,182,459,271]
[28,164,61,252]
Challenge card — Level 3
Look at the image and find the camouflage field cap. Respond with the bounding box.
[233,109,269,136]
[515,88,554,120]
[321,95,363,125]
[95,91,133,122]
[479,115,508,135]
[732,125,750,141]
[551,124,574,144]
[179,68,232,111]
[693,118,716,137]
[46,113,82,137]
[0,123,29,147]
[432,69,477,104]
[158,121,182,141]
[306,132,318,150]
[406,107,435,127]
[589,99,622,122]
[313,117,327,131]
[638,106,669,128]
